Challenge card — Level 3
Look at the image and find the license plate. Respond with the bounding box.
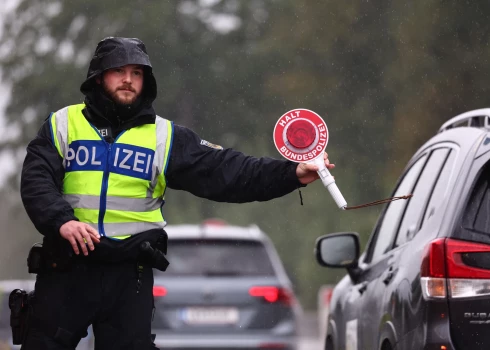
[181,307,239,325]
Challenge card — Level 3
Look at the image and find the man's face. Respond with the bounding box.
[98,64,144,105]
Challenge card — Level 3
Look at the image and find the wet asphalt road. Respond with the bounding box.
[298,311,323,350]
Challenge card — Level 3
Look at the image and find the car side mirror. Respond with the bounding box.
[315,232,360,269]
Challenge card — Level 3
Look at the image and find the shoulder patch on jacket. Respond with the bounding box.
[200,139,223,150]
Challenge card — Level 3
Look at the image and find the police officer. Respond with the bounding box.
[20,37,335,350]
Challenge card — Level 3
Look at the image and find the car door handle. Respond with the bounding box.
[382,267,394,285]
[357,282,368,295]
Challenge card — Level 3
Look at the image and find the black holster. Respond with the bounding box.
[27,241,73,274]
[9,289,33,345]
[136,230,169,271]
[27,243,44,274]
[139,241,170,271]
[154,230,168,255]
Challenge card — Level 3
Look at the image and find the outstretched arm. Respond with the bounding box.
[165,125,334,203]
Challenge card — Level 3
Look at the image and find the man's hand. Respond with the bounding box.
[296,152,335,185]
[59,220,101,256]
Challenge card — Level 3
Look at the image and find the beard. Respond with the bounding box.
[101,80,140,106]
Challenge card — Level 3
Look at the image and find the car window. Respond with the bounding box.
[158,239,276,276]
[395,148,451,246]
[369,154,428,262]
[422,149,456,225]
[463,163,490,235]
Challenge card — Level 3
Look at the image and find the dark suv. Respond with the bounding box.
[315,109,490,350]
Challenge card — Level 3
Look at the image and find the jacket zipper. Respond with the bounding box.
[98,142,111,236]
[96,129,126,236]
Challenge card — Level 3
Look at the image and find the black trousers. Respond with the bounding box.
[21,260,159,350]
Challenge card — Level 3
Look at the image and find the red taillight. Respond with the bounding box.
[153,286,167,297]
[323,289,333,305]
[421,238,490,299]
[445,239,490,279]
[420,238,447,299]
[249,286,280,302]
[249,286,295,306]
[201,218,228,227]
[421,238,447,278]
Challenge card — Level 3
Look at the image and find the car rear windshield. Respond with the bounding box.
[160,239,276,277]
[461,163,490,236]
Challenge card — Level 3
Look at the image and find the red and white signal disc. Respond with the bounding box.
[273,109,329,163]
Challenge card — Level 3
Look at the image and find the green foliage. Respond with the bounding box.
[2,0,490,309]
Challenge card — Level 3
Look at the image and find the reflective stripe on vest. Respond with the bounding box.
[49,104,173,238]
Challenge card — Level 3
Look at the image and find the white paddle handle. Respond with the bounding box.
[312,157,347,210]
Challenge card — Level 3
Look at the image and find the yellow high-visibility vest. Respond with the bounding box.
[49,104,173,239]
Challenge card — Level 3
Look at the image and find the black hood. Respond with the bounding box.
[80,37,157,106]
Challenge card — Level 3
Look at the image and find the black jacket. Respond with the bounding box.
[20,111,302,238]
[21,37,302,242]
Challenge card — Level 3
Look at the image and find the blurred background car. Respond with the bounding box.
[152,219,301,350]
